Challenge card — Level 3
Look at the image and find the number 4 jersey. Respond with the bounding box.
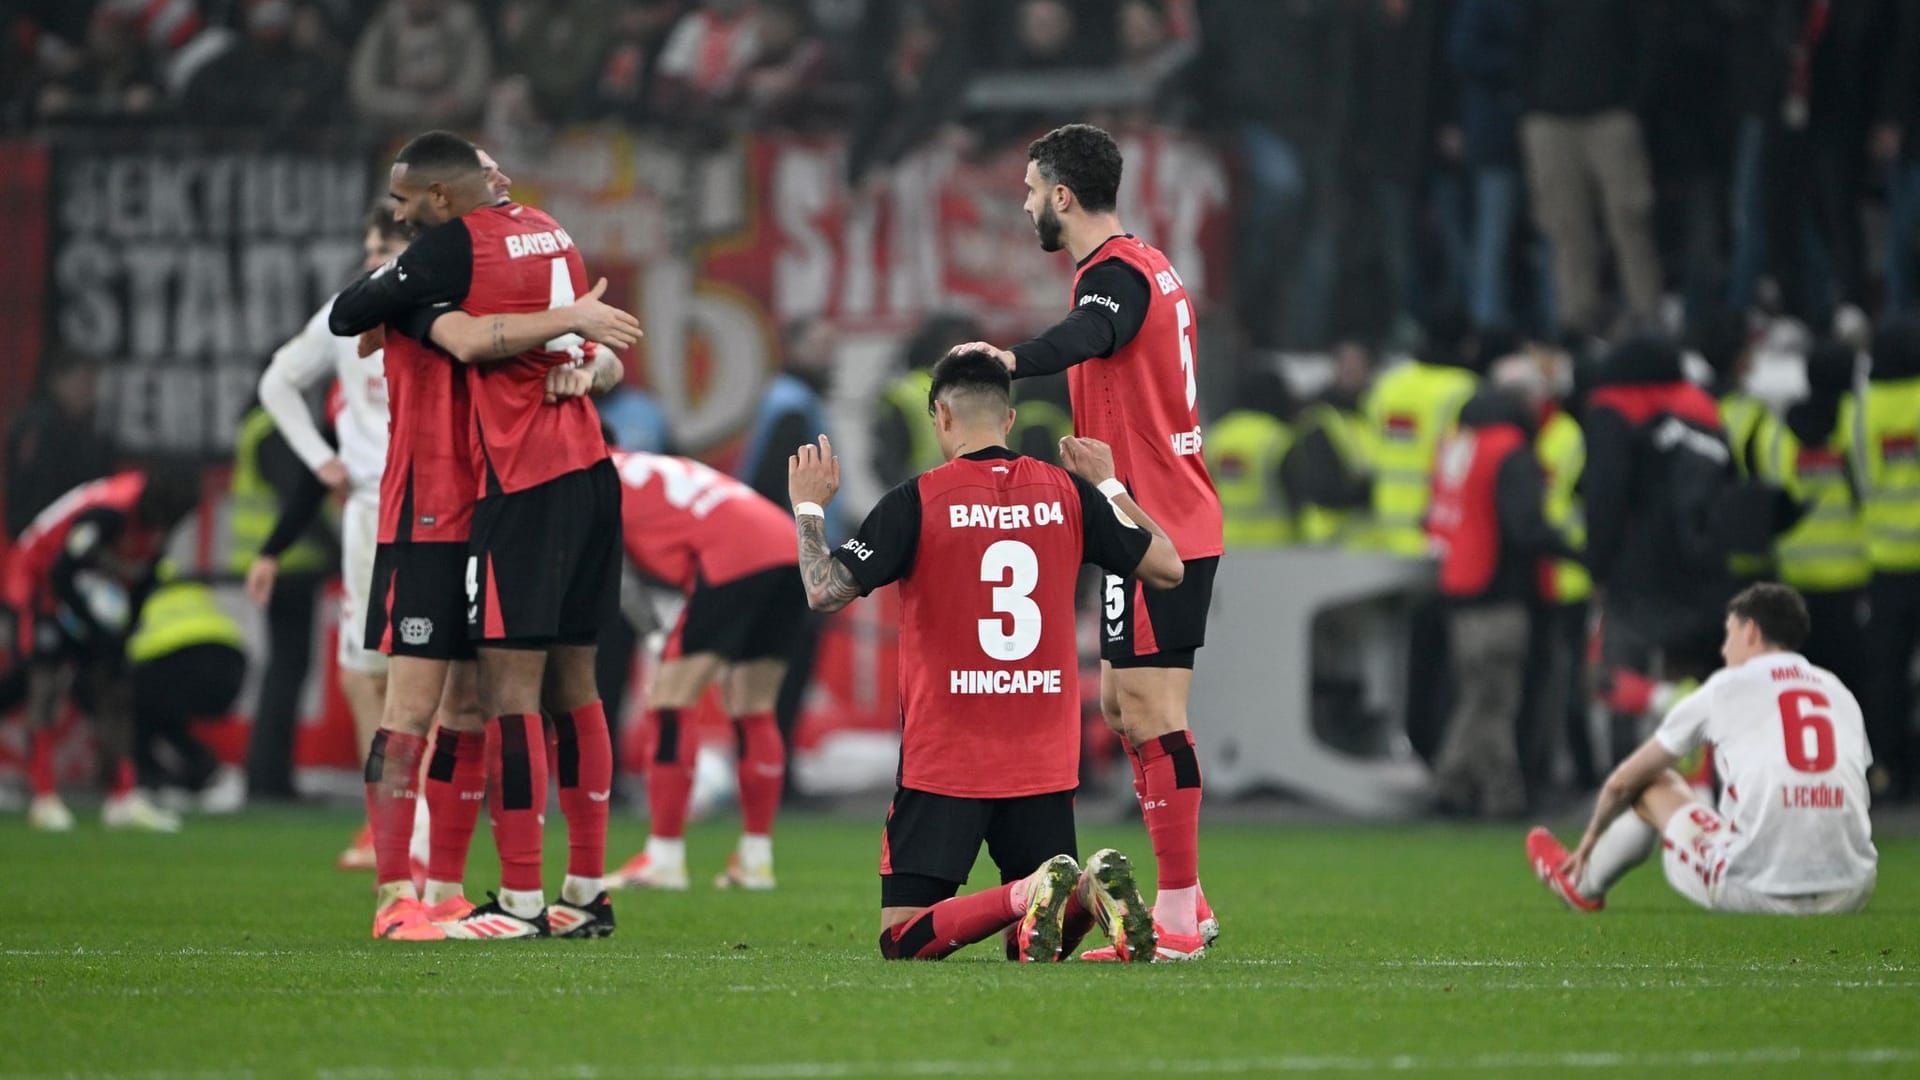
[1654,652,1877,896]
[833,447,1154,798]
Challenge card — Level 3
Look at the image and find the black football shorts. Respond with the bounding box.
[366,540,476,661]
[665,565,807,663]
[467,458,622,649]
[878,786,1078,909]
[1100,555,1217,669]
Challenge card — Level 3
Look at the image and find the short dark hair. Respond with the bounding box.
[394,130,482,179]
[1028,124,1123,213]
[363,200,407,240]
[928,347,1012,416]
[1727,583,1811,651]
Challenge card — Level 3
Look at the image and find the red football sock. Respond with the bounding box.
[486,714,548,893]
[363,728,426,888]
[878,883,1021,960]
[109,758,135,798]
[1123,738,1147,801]
[733,711,784,836]
[646,707,694,840]
[1137,730,1202,891]
[555,701,613,879]
[1059,884,1097,954]
[28,728,56,797]
[424,727,487,884]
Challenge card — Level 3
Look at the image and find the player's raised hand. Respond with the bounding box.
[568,278,644,351]
[544,364,595,403]
[788,434,841,509]
[1059,436,1117,485]
[955,341,1017,373]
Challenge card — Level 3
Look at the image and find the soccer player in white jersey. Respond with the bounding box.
[1528,583,1877,915]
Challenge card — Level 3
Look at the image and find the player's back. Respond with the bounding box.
[379,329,474,544]
[460,203,607,497]
[1066,235,1222,560]
[1704,654,1876,895]
[316,298,390,493]
[896,451,1088,799]
[611,451,794,589]
[4,472,150,606]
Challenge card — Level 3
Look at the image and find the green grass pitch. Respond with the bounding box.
[2,809,1915,1079]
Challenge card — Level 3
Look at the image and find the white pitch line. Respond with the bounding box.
[5,1048,1919,1080]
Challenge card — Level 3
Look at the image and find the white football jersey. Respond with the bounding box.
[1654,651,1877,896]
[256,296,389,494]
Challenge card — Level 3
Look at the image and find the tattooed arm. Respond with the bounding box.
[427,278,642,364]
[798,514,863,613]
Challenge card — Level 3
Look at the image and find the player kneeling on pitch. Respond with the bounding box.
[789,348,1186,961]
[1529,583,1877,914]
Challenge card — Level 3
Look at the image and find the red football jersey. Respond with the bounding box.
[1067,236,1223,560]
[611,451,795,590]
[378,330,475,544]
[3,472,157,611]
[459,203,609,497]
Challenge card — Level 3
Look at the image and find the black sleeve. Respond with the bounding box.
[831,480,921,594]
[1494,451,1579,563]
[748,410,816,507]
[258,472,328,560]
[1009,259,1153,378]
[1072,474,1154,578]
[1579,405,1632,584]
[327,219,474,338]
[49,507,127,639]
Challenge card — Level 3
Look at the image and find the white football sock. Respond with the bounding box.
[561,875,604,905]
[1156,885,1199,936]
[1577,813,1657,900]
[738,833,773,869]
[375,880,417,908]
[499,888,545,919]
[422,879,464,906]
[646,835,686,868]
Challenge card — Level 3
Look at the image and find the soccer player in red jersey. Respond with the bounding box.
[601,451,808,892]
[330,132,641,941]
[790,348,1185,961]
[3,466,201,833]
[965,124,1226,959]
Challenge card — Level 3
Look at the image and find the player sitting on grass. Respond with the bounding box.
[788,347,1186,960]
[1528,583,1877,914]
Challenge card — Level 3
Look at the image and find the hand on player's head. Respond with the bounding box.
[569,278,644,351]
[1058,436,1115,484]
[788,435,840,509]
[953,341,1016,372]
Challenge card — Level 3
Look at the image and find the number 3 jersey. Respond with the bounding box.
[1066,235,1223,562]
[1654,652,1876,895]
[834,447,1153,798]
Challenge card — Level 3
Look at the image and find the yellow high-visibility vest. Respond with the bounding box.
[1536,409,1591,603]
[880,371,943,478]
[1362,360,1476,556]
[1207,410,1294,548]
[1849,377,1920,572]
[229,408,326,574]
[1765,420,1871,593]
[1294,402,1371,546]
[127,581,243,665]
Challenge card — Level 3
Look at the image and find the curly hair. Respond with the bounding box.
[1027,123,1122,213]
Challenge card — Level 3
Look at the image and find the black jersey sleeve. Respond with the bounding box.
[1009,259,1152,378]
[328,219,474,338]
[1070,474,1154,579]
[832,480,921,594]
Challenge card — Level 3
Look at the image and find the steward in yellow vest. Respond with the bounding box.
[1207,369,1295,548]
[1362,316,1480,556]
[230,408,329,575]
[127,571,247,800]
[1852,318,1920,798]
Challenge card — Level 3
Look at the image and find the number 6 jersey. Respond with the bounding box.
[834,447,1153,798]
[1654,652,1877,896]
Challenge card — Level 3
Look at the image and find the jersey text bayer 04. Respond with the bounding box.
[610,450,796,591]
[833,447,1152,798]
[1067,236,1223,560]
[1654,652,1877,896]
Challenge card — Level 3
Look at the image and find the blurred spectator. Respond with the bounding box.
[737,316,838,533]
[653,0,763,137]
[872,312,974,492]
[1880,2,1920,314]
[1427,368,1572,818]
[1207,365,1296,548]
[182,0,345,129]
[488,0,614,135]
[1283,341,1374,546]
[1194,0,1335,349]
[1856,316,1920,800]
[5,352,116,540]
[348,0,492,133]
[1448,0,1523,330]
[1643,2,1733,322]
[843,0,976,188]
[1518,0,1662,334]
[32,4,170,124]
[578,0,686,124]
[1725,0,1793,317]
[737,0,833,129]
[599,383,674,453]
